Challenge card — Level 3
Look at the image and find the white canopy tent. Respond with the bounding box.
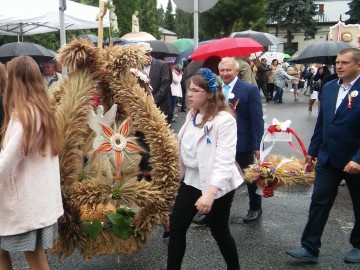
[0,0,110,38]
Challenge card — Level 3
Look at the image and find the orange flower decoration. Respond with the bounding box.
[95,118,144,170]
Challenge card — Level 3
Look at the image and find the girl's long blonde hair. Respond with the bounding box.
[1,56,60,156]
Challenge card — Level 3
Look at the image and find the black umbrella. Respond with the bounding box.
[145,40,180,59]
[289,41,358,65]
[230,30,283,46]
[0,42,55,62]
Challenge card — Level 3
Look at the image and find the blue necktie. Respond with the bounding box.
[224,84,230,101]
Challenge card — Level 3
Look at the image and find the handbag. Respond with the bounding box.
[303,87,310,96]
[298,80,305,89]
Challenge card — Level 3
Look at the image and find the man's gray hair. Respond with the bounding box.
[218,57,239,70]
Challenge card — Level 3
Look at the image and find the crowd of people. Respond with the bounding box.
[131,43,360,268]
[0,43,359,270]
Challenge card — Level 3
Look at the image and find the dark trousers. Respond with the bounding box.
[267,82,274,98]
[236,151,262,210]
[169,95,177,121]
[167,182,240,270]
[273,85,284,102]
[256,80,270,100]
[301,162,360,256]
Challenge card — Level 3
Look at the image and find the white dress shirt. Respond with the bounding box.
[222,77,238,102]
[335,76,360,112]
[181,113,204,190]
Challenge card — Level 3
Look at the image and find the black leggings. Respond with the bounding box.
[167,182,240,270]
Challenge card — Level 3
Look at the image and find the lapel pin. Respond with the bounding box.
[348,90,358,109]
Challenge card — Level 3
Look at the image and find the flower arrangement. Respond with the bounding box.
[244,155,315,197]
[244,118,315,197]
[130,68,150,84]
[197,68,218,92]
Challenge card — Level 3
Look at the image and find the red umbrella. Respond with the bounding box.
[190,37,263,61]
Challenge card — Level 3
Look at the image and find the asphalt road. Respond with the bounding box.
[9,90,359,269]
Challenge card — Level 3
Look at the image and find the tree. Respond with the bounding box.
[139,0,161,39]
[175,8,193,38]
[267,0,318,54]
[346,0,360,24]
[198,0,267,40]
[163,0,176,32]
[158,5,165,27]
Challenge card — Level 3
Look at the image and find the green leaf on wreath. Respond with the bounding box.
[82,220,103,239]
[106,212,133,240]
[116,205,135,218]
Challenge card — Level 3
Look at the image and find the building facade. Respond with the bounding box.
[267,0,352,53]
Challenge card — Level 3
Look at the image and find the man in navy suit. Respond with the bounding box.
[287,48,360,263]
[219,57,264,222]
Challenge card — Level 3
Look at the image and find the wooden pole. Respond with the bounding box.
[97,0,106,48]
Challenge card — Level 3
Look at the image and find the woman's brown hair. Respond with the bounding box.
[190,72,233,127]
[1,56,60,156]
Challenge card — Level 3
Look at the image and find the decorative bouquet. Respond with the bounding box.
[244,119,315,197]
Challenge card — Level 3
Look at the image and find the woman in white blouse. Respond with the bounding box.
[167,68,243,270]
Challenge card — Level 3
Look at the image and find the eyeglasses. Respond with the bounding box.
[187,88,206,93]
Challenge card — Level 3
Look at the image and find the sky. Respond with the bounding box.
[157,0,175,9]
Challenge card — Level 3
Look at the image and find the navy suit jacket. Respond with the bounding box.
[308,77,360,169]
[228,79,264,152]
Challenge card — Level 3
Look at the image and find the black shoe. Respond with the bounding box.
[192,214,208,226]
[243,208,262,223]
[180,108,187,112]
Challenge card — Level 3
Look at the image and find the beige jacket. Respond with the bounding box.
[0,117,63,236]
[236,57,257,86]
